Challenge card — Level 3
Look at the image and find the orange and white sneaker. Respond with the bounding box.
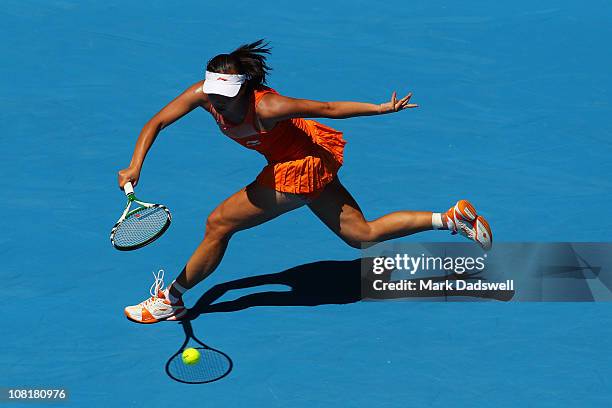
[444,199,493,251]
[124,270,187,324]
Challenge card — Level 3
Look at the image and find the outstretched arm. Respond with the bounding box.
[257,91,418,123]
[117,81,207,189]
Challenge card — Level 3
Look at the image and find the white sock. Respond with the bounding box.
[432,213,444,229]
[166,280,187,304]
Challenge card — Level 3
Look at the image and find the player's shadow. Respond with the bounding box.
[187,258,513,319]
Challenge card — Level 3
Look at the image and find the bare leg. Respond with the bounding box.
[170,182,307,297]
[308,177,435,248]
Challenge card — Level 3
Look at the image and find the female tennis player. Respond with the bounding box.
[118,40,493,323]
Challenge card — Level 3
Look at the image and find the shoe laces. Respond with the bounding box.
[143,269,166,306]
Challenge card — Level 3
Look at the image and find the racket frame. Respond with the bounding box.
[110,181,172,251]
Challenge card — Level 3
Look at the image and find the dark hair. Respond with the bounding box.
[206,39,272,90]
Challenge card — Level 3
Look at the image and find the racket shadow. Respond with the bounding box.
[165,320,233,384]
[188,257,513,319]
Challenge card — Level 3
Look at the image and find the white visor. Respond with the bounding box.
[203,71,246,97]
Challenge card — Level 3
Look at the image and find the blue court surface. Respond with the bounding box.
[3,1,612,406]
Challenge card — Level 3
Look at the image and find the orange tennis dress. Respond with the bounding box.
[208,86,346,196]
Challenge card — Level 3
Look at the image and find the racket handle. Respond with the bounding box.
[123,181,135,196]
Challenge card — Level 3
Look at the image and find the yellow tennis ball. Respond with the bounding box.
[182,348,201,365]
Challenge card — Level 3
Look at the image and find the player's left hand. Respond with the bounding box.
[379,91,418,114]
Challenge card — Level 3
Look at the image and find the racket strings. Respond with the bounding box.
[113,206,169,248]
[168,348,232,383]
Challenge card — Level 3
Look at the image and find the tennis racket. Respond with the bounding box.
[110,181,172,251]
[165,320,233,384]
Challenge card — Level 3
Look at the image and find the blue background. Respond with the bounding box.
[2,0,611,406]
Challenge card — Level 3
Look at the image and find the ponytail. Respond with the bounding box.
[206,39,272,90]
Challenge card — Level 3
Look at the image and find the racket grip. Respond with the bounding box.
[123,181,135,196]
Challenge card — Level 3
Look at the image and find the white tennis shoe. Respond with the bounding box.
[124,270,187,324]
[444,199,493,251]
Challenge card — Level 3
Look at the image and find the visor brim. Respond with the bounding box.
[203,80,242,97]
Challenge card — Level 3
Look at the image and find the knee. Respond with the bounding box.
[205,210,234,239]
[344,238,363,249]
[341,224,376,249]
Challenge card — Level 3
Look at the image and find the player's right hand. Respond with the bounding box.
[118,166,141,189]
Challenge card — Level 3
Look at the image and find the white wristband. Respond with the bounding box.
[432,213,443,229]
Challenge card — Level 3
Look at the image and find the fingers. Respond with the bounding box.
[396,94,410,110]
[117,164,142,190]
[398,92,412,105]
[399,92,412,102]
[118,176,129,190]
[118,170,135,189]
[383,91,418,113]
[390,91,418,111]
[398,92,418,110]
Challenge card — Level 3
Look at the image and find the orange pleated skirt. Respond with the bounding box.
[255,120,346,197]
